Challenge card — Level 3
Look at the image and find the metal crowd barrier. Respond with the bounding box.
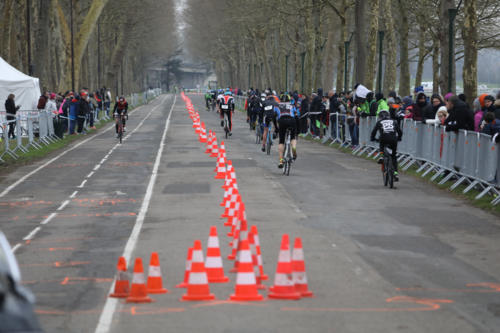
[0,89,162,163]
[355,117,500,205]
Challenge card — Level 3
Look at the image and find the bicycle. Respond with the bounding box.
[256,122,263,144]
[114,112,126,144]
[223,111,230,139]
[282,128,293,176]
[211,99,216,111]
[381,145,395,188]
[266,122,273,155]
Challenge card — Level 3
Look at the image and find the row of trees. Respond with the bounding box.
[185,0,500,104]
[0,0,177,95]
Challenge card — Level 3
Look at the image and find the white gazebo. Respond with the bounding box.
[0,57,41,111]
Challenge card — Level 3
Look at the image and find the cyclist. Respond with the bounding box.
[247,91,262,130]
[204,91,212,110]
[277,102,299,168]
[113,96,128,136]
[261,92,279,152]
[219,90,235,135]
[370,110,403,181]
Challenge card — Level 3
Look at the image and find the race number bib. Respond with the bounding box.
[221,105,229,109]
[381,120,394,132]
[264,105,273,111]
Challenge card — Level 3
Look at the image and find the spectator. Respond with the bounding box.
[37,91,49,110]
[481,111,500,137]
[473,98,483,132]
[77,92,89,134]
[426,94,445,124]
[310,89,324,138]
[411,92,431,122]
[484,95,499,118]
[375,92,389,116]
[89,93,97,129]
[444,96,469,132]
[5,94,20,139]
[436,107,449,126]
[329,90,340,139]
[299,94,310,134]
[45,93,58,115]
[68,94,79,135]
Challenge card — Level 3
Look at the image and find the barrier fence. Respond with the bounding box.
[0,89,162,163]
[233,95,499,205]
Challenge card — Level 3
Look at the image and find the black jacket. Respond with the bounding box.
[445,100,469,132]
[371,118,403,143]
[5,98,17,115]
[78,99,90,116]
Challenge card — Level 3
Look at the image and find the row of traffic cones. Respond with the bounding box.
[178,93,313,301]
[109,253,168,303]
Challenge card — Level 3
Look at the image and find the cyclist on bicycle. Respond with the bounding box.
[113,96,128,136]
[277,102,299,168]
[261,92,279,152]
[219,90,235,136]
[204,91,212,110]
[247,92,262,130]
[370,110,403,181]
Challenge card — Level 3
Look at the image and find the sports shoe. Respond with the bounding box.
[229,132,232,136]
[278,159,285,169]
[220,120,224,127]
[377,157,383,164]
[261,145,265,152]
[394,172,399,182]
[292,147,297,160]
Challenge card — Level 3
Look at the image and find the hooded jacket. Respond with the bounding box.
[445,99,469,132]
[412,92,432,122]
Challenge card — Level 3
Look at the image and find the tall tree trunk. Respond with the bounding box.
[397,0,410,97]
[414,25,426,92]
[34,0,50,87]
[1,0,14,61]
[432,37,440,94]
[462,0,477,106]
[354,0,367,85]
[382,0,396,96]
[439,0,454,94]
[335,18,346,93]
[323,13,337,91]
[312,0,324,90]
[364,0,379,90]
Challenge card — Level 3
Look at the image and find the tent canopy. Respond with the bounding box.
[0,57,41,111]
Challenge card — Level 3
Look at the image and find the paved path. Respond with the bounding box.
[1,94,499,333]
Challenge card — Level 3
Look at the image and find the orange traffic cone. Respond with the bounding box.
[214,148,226,179]
[210,134,219,157]
[268,234,301,300]
[181,240,215,301]
[214,141,225,172]
[229,239,264,301]
[205,226,229,283]
[248,228,265,289]
[250,225,268,282]
[126,258,153,303]
[199,122,207,143]
[205,130,213,154]
[229,205,247,272]
[176,247,193,288]
[109,256,130,298]
[147,252,168,294]
[292,238,313,297]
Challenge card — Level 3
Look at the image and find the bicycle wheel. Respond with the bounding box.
[286,159,291,176]
[383,158,389,187]
[119,126,123,144]
[267,137,271,155]
[388,159,394,189]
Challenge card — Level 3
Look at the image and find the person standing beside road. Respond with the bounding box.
[77,92,89,134]
[5,94,20,139]
[444,95,470,133]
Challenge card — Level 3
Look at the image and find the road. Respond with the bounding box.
[1,93,499,333]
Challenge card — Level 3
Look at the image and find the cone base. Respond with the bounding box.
[148,288,169,294]
[227,254,236,260]
[229,293,264,301]
[215,174,225,179]
[109,292,128,298]
[300,291,314,297]
[210,153,218,157]
[175,282,187,288]
[268,292,301,300]
[180,293,215,301]
[126,296,153,303]
[207,276,230,283]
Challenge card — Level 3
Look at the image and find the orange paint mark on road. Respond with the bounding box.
[0,200,53,208]
[72,198,139,207]
[6,212,137,222]
[106,161,153,168]
[191,300,268,308]
[20,261,90,268]
[127,307,185,316]
[281,296,453,313]
[466,283,500,292]
[396,283,500,293]
[60,277,113,285]
[27,237,95,244]
[37,247,75,252]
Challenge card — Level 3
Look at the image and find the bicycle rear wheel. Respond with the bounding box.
[388,159,394,188]
[383,158,389,186]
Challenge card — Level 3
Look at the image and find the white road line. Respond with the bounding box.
[70,191,78,198]
[93,164,101,171]
[86,171,95,179]
[94,95,176,333]
[0,98,160,198]
[57,200,70,211]
[40,212,58,225]
[77,180,87,188]
[12,243,22,253]
[23,227,41,241]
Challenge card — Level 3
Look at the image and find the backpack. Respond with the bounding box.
[37,96,47,109]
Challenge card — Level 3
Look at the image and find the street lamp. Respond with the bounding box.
[344,33,353,93]
[26,0,33,76]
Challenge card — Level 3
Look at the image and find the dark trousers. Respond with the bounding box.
[77,116,85,133]
[7,115,15,138]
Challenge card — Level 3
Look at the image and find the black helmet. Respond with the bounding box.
[378,110,390,119]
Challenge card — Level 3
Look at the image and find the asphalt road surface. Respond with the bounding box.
[1,93,499,333]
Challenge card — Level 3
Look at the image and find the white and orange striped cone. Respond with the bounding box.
[147,252,168,294]
[250,225,269,282]
[292,238,313,297]
[229,206,247,272]
[248,229,265,289]
[181,240,215,301]
[214,148,226,179]
[228,239,264,301]
[222,160,237,190]
[214,142,226,172]
[205,226,230,283]
[221,190,240,218]
[225,197,241,230]
[268,234,301,300]
[199,122,207,143]
[109,256,130,298]
[126,258,153,303]
[210,134,219,157]
[176,247,193,288]
[205,130,213,154]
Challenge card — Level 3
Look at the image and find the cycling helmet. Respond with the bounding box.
[378,110,390,119]
[224,90,232,96]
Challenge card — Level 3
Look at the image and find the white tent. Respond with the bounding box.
[0,57,41,111]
